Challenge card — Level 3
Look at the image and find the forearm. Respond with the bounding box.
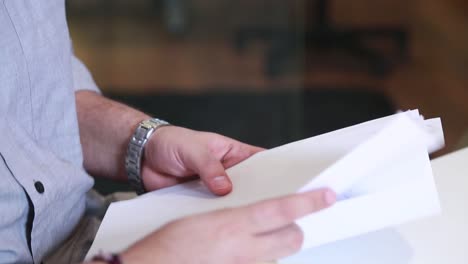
[76,91,149,181]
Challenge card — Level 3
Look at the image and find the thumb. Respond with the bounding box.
[189,150,233,196]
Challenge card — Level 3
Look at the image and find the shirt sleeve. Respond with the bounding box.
[71,55,101,93]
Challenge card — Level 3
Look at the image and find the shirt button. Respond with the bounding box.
[34,181,45,194]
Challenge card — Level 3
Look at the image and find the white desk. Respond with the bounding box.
[281,148,468,264]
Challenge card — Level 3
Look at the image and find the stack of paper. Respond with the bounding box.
[86,110,445,261]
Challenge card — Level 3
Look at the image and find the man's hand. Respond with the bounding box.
[121,188,336,264]
[142,126,264,195]
[76,91,262,194]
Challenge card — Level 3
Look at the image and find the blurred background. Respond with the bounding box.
[67,0,468,191]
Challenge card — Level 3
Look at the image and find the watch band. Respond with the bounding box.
[125,118,170,195]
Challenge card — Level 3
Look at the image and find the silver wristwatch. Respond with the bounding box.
[125,118,170,195]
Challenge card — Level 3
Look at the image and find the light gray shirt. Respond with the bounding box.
[1,0,100,262]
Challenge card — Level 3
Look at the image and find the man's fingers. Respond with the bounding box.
[243,188,336,233]
[221,141,265,168]
[186,149,233,196]
[141,166,193,191]
[199,160,232,196]
[253,224,304,261]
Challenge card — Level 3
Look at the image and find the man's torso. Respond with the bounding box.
[0,0,93,262]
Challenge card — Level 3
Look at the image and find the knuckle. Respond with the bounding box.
[250,204,273,227]
[256,202,293,223]
[275,202,296,221]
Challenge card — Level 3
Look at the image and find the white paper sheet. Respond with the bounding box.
[281,147,468,264]
[85,110,444,260]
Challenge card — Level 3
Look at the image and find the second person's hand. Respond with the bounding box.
[121,188,337,264]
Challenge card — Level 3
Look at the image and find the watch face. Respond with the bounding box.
[141,119,168,130]
[141,120,156,129]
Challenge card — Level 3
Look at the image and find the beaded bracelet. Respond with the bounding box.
[92,253,122,264]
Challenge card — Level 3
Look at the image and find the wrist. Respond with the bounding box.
[125,118,171,194]
[77,91,150,180]
[117,114,150,178]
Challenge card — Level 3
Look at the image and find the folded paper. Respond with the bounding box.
[86,110,444,261]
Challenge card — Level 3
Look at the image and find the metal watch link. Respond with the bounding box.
[125,118,170,195]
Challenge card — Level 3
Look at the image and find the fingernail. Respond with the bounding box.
[324,189,337,205]
[212,176,229,190]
